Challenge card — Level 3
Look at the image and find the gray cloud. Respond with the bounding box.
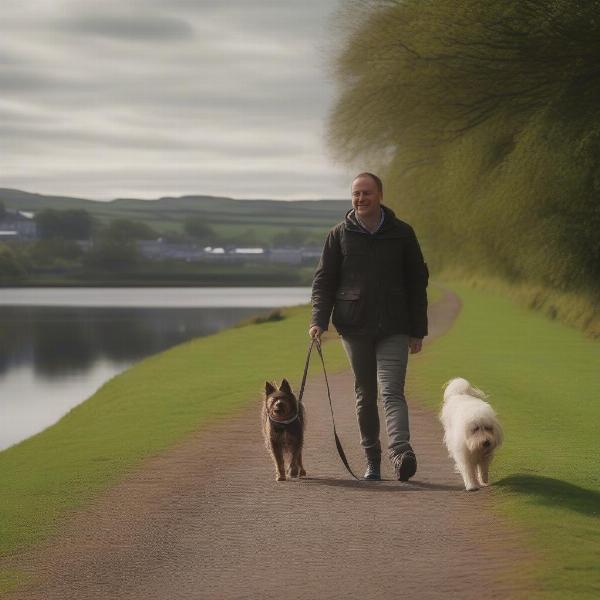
[60,12,195,41]
[0,1,347,200]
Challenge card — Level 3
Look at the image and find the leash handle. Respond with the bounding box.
[300,337,360,481]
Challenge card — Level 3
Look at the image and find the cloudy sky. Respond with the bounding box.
[0,0,351,200]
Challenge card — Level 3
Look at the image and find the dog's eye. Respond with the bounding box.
[484,426,493,432]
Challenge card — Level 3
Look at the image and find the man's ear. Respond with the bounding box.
[279,379,293,395]
[265,381,276,396]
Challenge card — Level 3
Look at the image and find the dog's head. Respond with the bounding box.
[465,417,503,455]
[264,379,298,422]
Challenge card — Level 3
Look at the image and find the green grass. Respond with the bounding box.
[0,305,348,588]
[407,283,600,599]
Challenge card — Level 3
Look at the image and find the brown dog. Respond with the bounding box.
[262,379,306,481]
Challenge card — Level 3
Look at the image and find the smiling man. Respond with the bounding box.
[309,172,429,481]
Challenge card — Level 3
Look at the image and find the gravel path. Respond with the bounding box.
[7,292,533,599]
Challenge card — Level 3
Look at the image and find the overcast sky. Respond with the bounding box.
[0,0,352,200]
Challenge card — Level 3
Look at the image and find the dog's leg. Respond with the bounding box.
[271,442,286,481]
[478,456,491,486]
[298,450,306,477]
[458,460,479,491]
[289,448,305,478]
[288,448,299,478]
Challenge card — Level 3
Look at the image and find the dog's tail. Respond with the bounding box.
[443,377,488,401]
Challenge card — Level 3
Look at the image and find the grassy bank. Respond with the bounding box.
[436,269,600,339]
[0,305,348,593]
[407,284,600,599]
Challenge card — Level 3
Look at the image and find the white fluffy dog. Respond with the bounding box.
[440,377,503,491]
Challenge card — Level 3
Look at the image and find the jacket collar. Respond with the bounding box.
[345,204,397,235]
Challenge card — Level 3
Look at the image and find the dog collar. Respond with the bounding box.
[268,412,299,425]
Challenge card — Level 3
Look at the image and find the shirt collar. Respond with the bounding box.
[356,207,385,234]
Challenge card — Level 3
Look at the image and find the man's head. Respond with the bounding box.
[351,173,383,221]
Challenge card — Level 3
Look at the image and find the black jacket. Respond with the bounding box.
[310,205,428,338]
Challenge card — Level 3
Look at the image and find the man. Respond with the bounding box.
[309,172,428,481]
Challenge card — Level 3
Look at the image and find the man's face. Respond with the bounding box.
[351,176,382,220]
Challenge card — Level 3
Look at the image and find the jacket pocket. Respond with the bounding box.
[332,288,362,327]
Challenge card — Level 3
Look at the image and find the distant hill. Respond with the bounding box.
[0,188,350,241]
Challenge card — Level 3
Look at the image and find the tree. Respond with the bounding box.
[0,243,27,281]
[35,209,93,240]
[84,238,139,271]
[102,219,158,242]
[329,0,600,292]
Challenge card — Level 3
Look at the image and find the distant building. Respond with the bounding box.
[135,239,320,265]
[268,248,303,265]
[137,239,206,261]
[0,210,38,241]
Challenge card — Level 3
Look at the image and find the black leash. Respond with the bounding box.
[297,337,360,481]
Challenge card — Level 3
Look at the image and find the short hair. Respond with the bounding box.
[353,172,383,194]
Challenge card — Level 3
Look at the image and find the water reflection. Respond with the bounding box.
[0,306,263,377]
[0,305,266,450]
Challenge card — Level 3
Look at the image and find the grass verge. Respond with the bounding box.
[437,269,600,338]
[0,304,348,592]
[407,283,600,599]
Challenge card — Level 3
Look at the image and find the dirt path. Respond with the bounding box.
[7,292,533,599]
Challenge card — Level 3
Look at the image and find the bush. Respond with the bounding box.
[0,243,27,281]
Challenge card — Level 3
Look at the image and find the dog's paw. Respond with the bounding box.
[465,484,479,491]
[299,468,306,477]
[276,474,286,481]
[479,481,489,487]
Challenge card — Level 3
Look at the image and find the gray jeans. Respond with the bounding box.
[341,333,411,459]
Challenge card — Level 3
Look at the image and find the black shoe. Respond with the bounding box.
[363,457,381,481]
[392,449,417,482]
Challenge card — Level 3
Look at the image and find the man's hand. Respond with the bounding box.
[409,337,423,354]
[309,325,323,340]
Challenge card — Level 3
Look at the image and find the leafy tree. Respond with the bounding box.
[0,243,27,281]
[102,219,158,242]
[84,238,139,271]
[28,239,83,266]
[330,0,600,292]
[35,209,93,240]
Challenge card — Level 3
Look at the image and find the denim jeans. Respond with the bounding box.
[341,333,411,459]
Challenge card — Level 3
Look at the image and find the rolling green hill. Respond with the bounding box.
[0,188,348,241]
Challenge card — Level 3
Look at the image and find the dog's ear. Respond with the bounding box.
[493,421,504,447]
[279,378,293,395]
[265,381,276,396]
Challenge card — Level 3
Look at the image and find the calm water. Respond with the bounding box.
[0,287,311,451]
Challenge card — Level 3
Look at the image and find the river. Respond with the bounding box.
[0,287,311,451]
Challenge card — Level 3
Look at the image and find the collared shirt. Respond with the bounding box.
[356,207,385,234]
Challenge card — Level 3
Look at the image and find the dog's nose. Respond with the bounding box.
[483,440,491,447]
